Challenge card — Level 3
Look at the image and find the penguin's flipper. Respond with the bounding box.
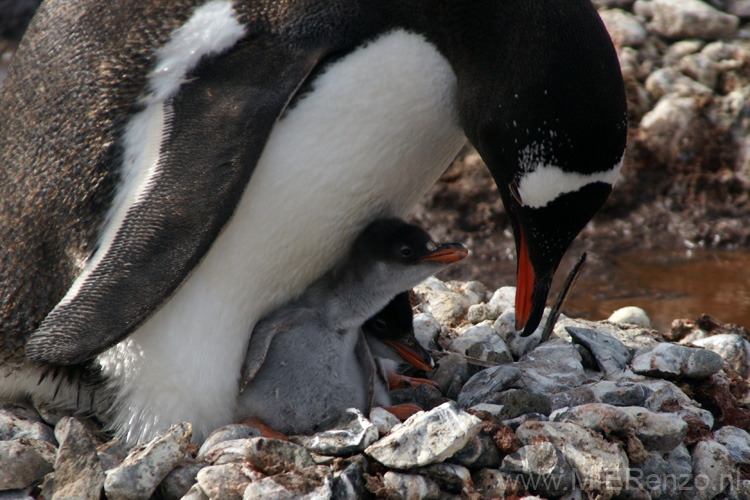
[26,41,325,365]
[240,318,287,391]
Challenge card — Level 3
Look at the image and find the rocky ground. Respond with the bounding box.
[2,0,750,499]
[2,277,750,500]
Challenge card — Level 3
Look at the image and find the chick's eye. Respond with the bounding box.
[400,246,413,257]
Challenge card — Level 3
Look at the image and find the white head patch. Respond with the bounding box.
[516,136,623,208]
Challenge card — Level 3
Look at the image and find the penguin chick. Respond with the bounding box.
[362,291,439,396]
[236,218,467,435]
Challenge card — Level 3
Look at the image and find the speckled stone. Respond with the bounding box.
[631,343,724,379]
[52,417,105,500]
[104,422,192,500]
[365,402,482,469]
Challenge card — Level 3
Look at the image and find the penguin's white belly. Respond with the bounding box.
[98,29,466,444]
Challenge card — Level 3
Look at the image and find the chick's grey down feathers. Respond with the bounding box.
[237,218,464,434]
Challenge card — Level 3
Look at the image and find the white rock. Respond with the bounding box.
[607,306,652,328]
[516,421,629,500]
[692,333,749,377]
[369,407,400,436]
[714,425,750,463]
[201,439,251,466]
[665,39,706,61]
[0,403,55,444]
[197,424,261,458]
[650,0,739,40]
[196,463,260,500]
[488,286,516,312]
[180,484,209,500]
[296,408,378,456]
[469,403,506,418]
[639,95,701,163]
[413,313,441,351]
[382,471,440,500]
[727,0,750,18]
[104,422,192,500]
[450,321,512,364]
[494,309,545,358]
[365,402,482,469]
[242,466,333,500]
[513,342,588,394]
[690,440,735,500]
[413,279,470,325]
[644,67,714,100]
[599,9,648,47]
[550,403,687,452]
[633,0,654,19]
[451,280,488,306]
[679,53,720,89]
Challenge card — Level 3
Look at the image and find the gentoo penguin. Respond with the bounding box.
[0,0,626,444]
[236,218,467,434]
[362,291,439,391]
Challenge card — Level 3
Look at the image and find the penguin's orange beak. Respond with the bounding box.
[515,231,534,331]
[419,243,469,263]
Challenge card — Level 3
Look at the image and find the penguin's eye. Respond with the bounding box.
[400,246,413,258]
[374,318,388,330]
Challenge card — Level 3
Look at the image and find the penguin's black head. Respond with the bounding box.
[363,291,414,341]
[362,291,434,371]
[352,218,468,268]
[429,0,627,335]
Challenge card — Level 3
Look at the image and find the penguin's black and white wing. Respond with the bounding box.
[23,2,337,365]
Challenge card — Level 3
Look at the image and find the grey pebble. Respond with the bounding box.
[52,417,105,500]
[332,455,367,500]
[419,462,472,494]
[196,463,260,500]
[244,437,315,475]
[449,321,512,364]
[197,424,262,458]
[157,461,205,500]
[714,425,750,464]
[566,326,633,377]
[456,365,522,409]
[242,465,333,500]
[0,439,56,490]
[450,432,501,469]
[428,353,469,400]
[295,408,378,456]
[631,343,724,379]
[501,442,574,497]
[382,471,440,500]
[104,422,192,500]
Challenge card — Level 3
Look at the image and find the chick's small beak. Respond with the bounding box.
[419,243,469,263]
[383,339,434,371]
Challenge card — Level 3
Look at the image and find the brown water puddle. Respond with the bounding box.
[562,250,750,332]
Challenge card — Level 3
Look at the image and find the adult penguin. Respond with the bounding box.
[0,0,626,444]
